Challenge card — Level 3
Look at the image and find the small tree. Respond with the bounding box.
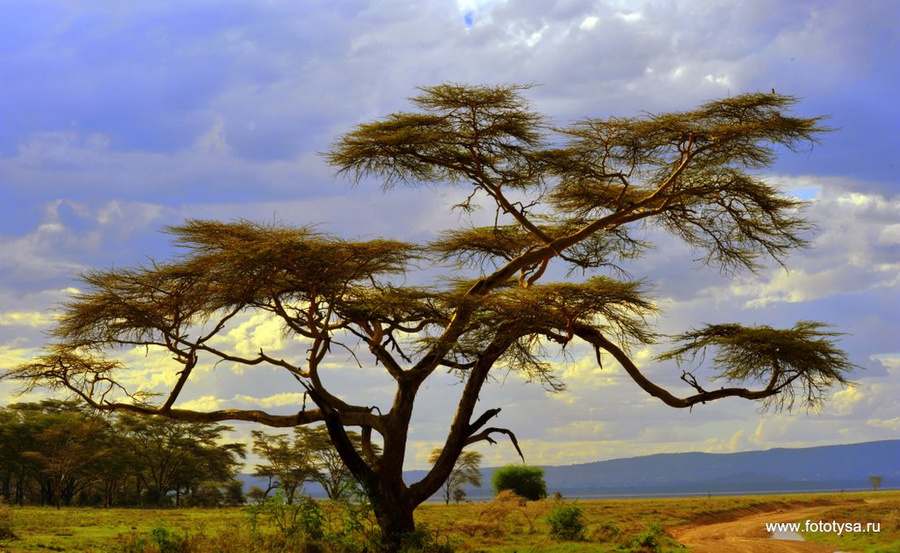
[492,465,547,501]
[250,430,313,504]
[294,425,380,500]
[547,501,586,541]
[429,448,482,505]
[869,475,883,491]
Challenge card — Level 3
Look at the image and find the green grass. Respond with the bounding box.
[0,508,246,553]
[0,491,896,552]
[797,493,900,553]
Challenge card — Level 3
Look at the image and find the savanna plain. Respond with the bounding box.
[1,490,897,553]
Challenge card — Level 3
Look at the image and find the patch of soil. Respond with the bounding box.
[671,503,856,553]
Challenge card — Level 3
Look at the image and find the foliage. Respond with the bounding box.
[451,487,466,504]
[473,489,526,536]
[492,465,547,501]
[0,401,244,508]
[149,527,193,553]
[4,83,856,548]
[246,490,324,539]
[429,448,483,505]
[546,501,586,541]
[117,527,195,553]
[658,321,856,412]
[251,425,381,506]
[625,522,671,553]
[250,430,314,504]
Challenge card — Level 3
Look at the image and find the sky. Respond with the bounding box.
[0,0,898,472]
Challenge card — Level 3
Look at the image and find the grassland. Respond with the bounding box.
[0,490,897,552]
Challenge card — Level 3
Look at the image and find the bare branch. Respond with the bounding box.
[465,427,524,462]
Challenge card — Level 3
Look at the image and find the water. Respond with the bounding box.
[770,530,804,541]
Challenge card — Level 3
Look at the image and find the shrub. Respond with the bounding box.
[491,465,547,501]
[115,527,193,553]
[476,490,523,536]
[589,521,624,542]
[149,527,193,553]
[627,522,665,552]
[246,490,324,539]
[546,502,586,541]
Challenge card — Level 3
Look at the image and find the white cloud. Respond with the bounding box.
[731,185,900,308]
[0,311,54,327]
[580,16,599,30]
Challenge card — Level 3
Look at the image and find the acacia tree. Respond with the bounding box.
[428,448,482,505]
[115,414,245,506]
[869,475,883,491]
[294,426,380,500]
[250,430,313,504]
[5,84,857,549]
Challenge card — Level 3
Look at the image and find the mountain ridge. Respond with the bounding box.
[410,439,900,499]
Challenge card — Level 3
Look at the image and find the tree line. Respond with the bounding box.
[0,400,245,508]
[0,399,490,509]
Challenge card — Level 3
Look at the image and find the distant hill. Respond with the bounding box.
[452,439,900,499]
[240,440,899,500]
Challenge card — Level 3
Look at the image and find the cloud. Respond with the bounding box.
[176,392,308,412]
[731,184,900,307]
[0,311,54,327]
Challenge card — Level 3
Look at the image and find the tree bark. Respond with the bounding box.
[364,471,417,551]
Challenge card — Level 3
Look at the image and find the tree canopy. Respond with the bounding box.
[429,448,482,505]
[0,401,244,508]
[4,84,856,549]
[492,464,547,501]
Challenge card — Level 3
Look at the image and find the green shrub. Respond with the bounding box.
[149,527,192,553]
[626,522,666,552]
[588,521,624,542]
[246,490,324,539]
[114,527,193,553]
[491,465,547,501]
[546,502,585,541]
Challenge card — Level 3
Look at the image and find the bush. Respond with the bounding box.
[588,521,624,542]
[546,502,585,541]
[627,522,665,552]
[116,527,194,553]
[491,465,547,501]
[246,490,324,539]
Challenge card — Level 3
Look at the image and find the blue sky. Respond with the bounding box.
[1,0,898,470]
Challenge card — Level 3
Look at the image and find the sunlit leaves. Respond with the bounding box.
[328,83,545,191]
[659,321,857,411]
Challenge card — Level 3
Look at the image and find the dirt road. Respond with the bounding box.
[671,505,849,553]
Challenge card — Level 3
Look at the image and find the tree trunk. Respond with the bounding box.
[365,474,417,552]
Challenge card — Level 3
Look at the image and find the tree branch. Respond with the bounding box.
[574,323,780,408]
[465,427,524,461]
